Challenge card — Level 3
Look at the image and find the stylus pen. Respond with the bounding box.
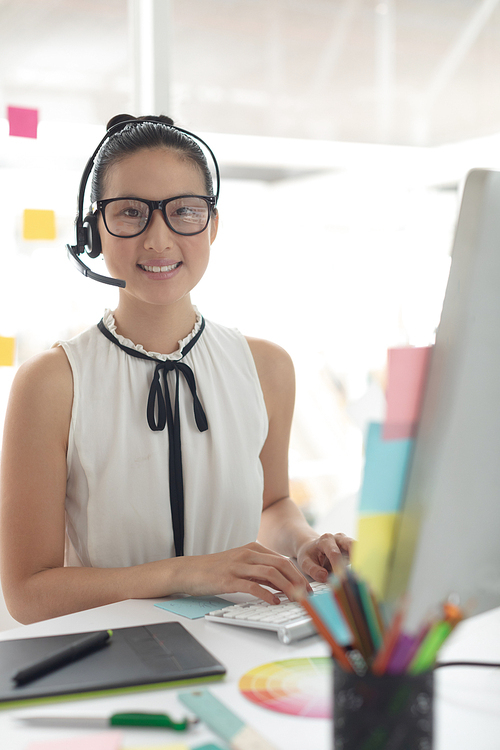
[12,630,113,686]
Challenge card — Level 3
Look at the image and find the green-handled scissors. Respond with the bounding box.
[18,710,195,730]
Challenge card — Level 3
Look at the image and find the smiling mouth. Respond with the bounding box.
[139,262,182,273]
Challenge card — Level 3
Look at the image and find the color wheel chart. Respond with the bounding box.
[239,657,331,718]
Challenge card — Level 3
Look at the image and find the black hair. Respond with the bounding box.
[90,114,215,203]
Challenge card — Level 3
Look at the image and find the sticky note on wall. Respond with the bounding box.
[352,422,414,598]
[0,336,15,366]
[23,209,56,240]
[352,513,399,599]
[359,422,413,514]
[383,346,432,440]
[7,105,38,138]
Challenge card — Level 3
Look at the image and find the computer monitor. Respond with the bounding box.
[385,168,500,631]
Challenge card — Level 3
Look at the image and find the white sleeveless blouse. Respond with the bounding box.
[58,310,269,568]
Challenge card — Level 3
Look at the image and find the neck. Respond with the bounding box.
[112,295,198,355]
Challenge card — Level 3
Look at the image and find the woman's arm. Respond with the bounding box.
[0,347,308,623]
[247,336,353,582]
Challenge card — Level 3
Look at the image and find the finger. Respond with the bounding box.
[299,556,329,583]
[245,549,312,586]
[244,563,311,602]
[334,533,354,558]
[302,535,348,579]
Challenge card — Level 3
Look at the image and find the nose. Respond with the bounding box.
[143,207,175,250]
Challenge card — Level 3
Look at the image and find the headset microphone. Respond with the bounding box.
[66,117,220,288]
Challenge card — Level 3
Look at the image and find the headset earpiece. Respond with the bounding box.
[82,213,102,258]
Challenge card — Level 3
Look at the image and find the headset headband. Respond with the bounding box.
[66,117,220,288]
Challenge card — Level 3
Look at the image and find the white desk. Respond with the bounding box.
[0,598,499,750]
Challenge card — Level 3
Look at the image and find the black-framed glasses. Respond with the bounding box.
[92,195,216,238]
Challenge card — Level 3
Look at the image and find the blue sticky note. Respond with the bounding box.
[155,595,234,619]
[310,590,352,646]
[359,422,414,513]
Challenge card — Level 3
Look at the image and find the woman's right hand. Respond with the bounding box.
[176,542,312,605]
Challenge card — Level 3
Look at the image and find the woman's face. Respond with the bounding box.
[99,147,218,310]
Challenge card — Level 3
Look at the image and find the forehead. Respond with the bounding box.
[102,147,206,198]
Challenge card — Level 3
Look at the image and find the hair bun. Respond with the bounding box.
[106,113,175,131]
[139,114,175,126]
[106,113,137,130]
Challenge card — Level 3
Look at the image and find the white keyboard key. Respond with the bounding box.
[205,581,330,643]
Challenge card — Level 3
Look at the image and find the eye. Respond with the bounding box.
[168,198,208,225]
[123,206,142,218]
[118,201,148,221]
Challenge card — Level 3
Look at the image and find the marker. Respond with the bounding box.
[407,620,453,674]
[13,630,113,686]
[18,710,193,730]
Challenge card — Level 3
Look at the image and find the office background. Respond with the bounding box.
[1,0,500,629]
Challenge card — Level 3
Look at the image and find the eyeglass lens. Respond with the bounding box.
[103,197,210,237]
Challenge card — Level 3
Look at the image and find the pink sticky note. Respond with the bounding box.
[383,346,432,440]
[7,105,39,138]
[26,730,123,750]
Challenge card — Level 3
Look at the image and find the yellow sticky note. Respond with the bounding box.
[23,209,56,240]
[351,512,398,599]
[0,336,15,366]
[126,745,189,750]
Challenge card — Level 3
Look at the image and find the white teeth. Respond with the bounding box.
[141,262,180,273]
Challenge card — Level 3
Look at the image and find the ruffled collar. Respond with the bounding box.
[102,308,203,362]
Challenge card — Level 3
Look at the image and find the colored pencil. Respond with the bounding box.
[330,576,363,653]
[293,588,354,673]
[370,600,406,675]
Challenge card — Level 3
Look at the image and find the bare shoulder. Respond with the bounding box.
[245,336,295,414]
[246,336,295,381]
[13,345,72,396]
[6,346,73,441]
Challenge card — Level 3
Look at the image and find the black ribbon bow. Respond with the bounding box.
[97,318,208,557]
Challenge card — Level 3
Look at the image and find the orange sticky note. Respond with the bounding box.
[0,336,15,366]
[23,209,57,240]
[7,105,38,138]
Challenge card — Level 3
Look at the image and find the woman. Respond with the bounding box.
[0,115,351,624]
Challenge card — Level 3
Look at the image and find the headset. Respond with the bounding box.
[66,117,221,288]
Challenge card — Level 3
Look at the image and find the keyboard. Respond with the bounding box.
[204,582,328,644]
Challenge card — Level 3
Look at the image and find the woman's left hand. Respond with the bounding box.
[296,533,354,583]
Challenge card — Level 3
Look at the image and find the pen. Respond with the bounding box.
[18,711,193,730]
[13,630,113,686]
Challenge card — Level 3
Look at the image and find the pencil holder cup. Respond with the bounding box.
[333,662,433,750]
